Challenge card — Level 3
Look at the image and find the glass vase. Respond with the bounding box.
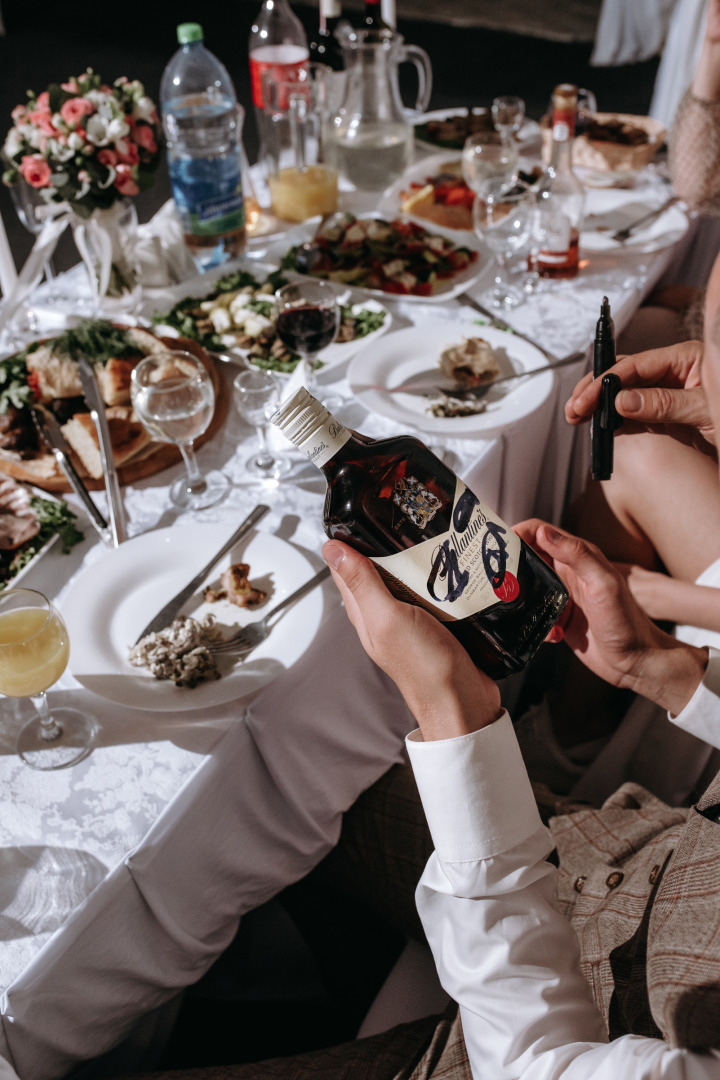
[71,197,141,316]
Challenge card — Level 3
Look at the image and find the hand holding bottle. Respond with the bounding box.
[512,519,708,717]
[322,539,503,739]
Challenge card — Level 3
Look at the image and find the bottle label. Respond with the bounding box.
[370,476,521,622]
[169,164,246,238]
[294,414,352,467]
[551,105,576,141]
[249,47,310,109]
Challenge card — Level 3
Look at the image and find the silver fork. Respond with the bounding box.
[209,566,331,655]
[610,195,681,243]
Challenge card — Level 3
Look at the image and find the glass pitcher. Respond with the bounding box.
[325,28,432,193]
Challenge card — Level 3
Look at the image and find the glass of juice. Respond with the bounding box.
[0,588,97,770]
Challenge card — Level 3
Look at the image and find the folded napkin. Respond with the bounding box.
[135,200,197,289]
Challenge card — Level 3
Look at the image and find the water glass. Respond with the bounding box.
[462,133,519,197]
[491,95,525,140]
[0,588,97,770]
[233,369,292,481]
[473,181,532,309]
[131,350,230,511]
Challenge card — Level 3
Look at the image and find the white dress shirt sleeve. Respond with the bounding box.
[406,711,720,1079]
[670,647,720,750]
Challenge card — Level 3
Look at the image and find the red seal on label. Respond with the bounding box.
[494,572,519,602]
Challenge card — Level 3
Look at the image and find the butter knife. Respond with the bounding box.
[77,356,127,548]
[133,504,271,645]
[30,406,112,545]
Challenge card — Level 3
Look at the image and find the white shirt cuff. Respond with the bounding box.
[670,646,720,750]
[406,711,544,862]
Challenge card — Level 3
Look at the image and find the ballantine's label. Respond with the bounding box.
[371,476,521,621]
[296,415,351,467]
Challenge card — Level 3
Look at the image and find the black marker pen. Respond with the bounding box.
[591,296,621,480]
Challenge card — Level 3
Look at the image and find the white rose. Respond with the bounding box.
[133,96,156,122]
[85,89,108,108]
[67,132,85,151]
[107,117,130,141]
[48,138,75,162]
[3,128,22,157]
[25,126,45,150]
[85,114,110,145]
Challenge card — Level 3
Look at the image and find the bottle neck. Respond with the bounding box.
[549,103,575,173]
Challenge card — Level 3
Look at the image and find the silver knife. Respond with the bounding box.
[77,356,127,548]
[133,504,271,644]
[30,406,112,546]
[458,294,587,369]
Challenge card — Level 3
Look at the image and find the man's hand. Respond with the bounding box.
[565,341,714,449]
[514,520,708,716]
[322,540,502,741]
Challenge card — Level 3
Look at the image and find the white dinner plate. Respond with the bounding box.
[61,525,329,712]
[581,189,689,253]
[145,260,391,375]
[263,214,489,304]
[413,108,542,154]
[347,321,555,437]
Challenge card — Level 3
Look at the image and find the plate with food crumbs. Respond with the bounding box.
[347,321,555,436]
[61,525,331,711]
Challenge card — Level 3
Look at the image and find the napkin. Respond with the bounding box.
[135,200,197,289]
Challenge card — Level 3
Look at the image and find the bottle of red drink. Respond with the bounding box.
[249,0,309,113]
[534,83,584,280]
[272,388,569,679]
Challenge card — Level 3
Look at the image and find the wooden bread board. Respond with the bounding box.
[0,336,228,494]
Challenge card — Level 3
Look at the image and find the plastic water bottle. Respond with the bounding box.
[161,23,246,272]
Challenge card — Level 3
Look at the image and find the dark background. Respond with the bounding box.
[0,0,661,275]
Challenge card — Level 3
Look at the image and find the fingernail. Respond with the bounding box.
[322,541,346,569]
[618,389,642,413]
[543,526,563,544]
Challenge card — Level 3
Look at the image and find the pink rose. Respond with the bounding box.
[19,154,52,188]
[116,139,139,166]
[134,123,157,155]
[61,81,79,93]
[114,163,139,196]
[11,104,27,123]
[60,97,94,128]
[36,92,50,110]
[97,148,119,167]
[27,110,57,136]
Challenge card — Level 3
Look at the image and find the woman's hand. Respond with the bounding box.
[564,341,714,450]
[513,520,708,715]
[322,540,502,741]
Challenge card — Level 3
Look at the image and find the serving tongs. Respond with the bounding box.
[30,405,113,546]
[78,356,127,547]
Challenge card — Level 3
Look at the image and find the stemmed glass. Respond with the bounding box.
[0,588,97,770]
[233,369,292,481]
[491,95,526,141]
[274,279,342,410]
[473,179,532,309]
[9,180,58,284]
[461,132,519,198]
[131,349,230,511]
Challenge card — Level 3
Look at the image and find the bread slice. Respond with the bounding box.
[61,406,153,479]
[26,343,82,401]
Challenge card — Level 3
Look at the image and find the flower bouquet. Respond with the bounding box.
[2,69,162,308]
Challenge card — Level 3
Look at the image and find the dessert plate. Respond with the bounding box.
[62,525,331,712]
[582,189,689,252]
[347,320,558,437]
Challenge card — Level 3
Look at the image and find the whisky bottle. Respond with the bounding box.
[272,388,569,679]
[535,83,585,280]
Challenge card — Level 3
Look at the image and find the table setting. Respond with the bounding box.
[0,51,696,1080]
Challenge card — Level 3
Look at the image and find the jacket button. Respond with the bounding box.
[648,864,660,885]
[606,871,624,889]
[574,876,586,893]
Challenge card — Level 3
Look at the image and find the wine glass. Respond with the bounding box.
[233,369,292,481]
[130,350,230,511]
[491,95,525,141]
[461,132,519,197]
[473,180,532,309]
[0,588,97,770]
[274,279,343,410]
[9,180,58,282]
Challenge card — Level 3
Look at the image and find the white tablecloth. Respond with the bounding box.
[0,167,687,1080]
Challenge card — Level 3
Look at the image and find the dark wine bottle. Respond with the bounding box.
[361,0,390,33]
[309,0,345,71]
[272,388,569,679]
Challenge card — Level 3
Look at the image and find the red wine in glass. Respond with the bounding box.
[275,305,338,355]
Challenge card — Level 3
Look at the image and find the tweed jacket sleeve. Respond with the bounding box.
[407,696,720,1077]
